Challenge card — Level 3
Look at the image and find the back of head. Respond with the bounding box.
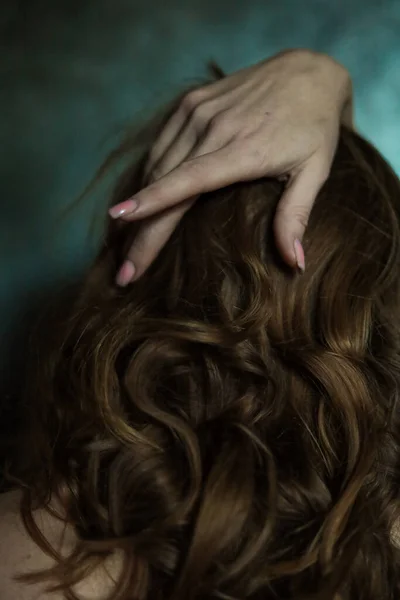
[20,102,400,598]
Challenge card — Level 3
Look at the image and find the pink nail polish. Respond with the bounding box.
[294,239,305,272]
[116,260,136,287]
[109,199,138,219]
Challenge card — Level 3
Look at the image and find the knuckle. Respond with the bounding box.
[291,208,310,230]
[191,101,213,128]
[181,89,206,113]
[295,211,310,231]
[208,111,231,136]
[275,202,310,230]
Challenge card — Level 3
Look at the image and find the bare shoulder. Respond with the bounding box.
[0,489,121,600]
[0,488,66,600]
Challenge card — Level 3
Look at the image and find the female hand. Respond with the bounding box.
[109,49,353,285]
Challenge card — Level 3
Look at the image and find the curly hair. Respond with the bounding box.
[14,74,400,599]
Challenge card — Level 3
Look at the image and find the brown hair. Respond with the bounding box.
[15,71,400,599]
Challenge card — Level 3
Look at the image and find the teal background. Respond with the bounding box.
[0,0,399,432]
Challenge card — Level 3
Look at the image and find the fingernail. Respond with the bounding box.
[116,260,136,287]
[294,238,305,272]
[109,199,138,219]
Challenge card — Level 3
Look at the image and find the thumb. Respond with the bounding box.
[273,160,329,270]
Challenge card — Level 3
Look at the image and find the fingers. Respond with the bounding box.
[113,149,329,280]
[144,108,188,179]
[145,95,232,183]
[144,84,224,178]
[147,124,198,184]
[109,143,252,222]
[147,111,227,184]
[116,197,196,286]
[273,158,329,269]
[114,136,227,285]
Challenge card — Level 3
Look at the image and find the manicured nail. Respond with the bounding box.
[109,199,138,219]
[116,260,136,287]
[294,238,305,272]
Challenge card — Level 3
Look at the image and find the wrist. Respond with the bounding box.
[318,53,353,128]
[292,50,354,128]
[265,49,354,128]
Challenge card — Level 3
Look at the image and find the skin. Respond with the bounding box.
[0,490,120,600]
[0,489,69,600]
[0,49,353,598]
[108,49,353,285]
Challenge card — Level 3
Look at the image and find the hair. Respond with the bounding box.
[12,66,400,600]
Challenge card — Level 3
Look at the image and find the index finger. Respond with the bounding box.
[112,144,253,222]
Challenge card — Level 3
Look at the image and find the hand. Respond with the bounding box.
[109,49,353,286]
